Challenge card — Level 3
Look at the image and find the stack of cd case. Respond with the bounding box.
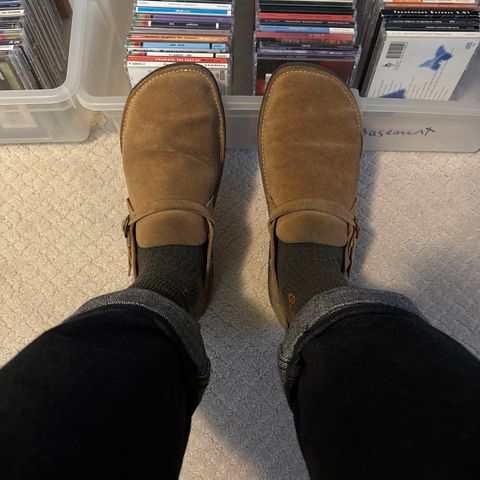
[0,0,69,90]
[362,0,480,100]
[125,1,235,94]
[253,0,362,95]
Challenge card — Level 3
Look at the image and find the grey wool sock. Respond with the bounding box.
[130,244,206,312]
[276,240,348,319]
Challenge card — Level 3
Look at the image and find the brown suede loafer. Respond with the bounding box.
[258,63,363,328]
[121,64,225,318]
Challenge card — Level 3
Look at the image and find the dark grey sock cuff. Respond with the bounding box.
[278,286,427,404]
[66,288,210,402]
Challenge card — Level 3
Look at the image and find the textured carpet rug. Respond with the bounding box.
[1,116,479,479]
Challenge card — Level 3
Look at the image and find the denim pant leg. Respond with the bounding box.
[0,288,210,479]
[279,287,480,480]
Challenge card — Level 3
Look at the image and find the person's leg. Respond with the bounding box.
[0,64,225,478]
[258,64,480,479]
[281,289,480,480]
[0,290,208,478]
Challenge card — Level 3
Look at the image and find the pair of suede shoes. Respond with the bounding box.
[121,63,362,327]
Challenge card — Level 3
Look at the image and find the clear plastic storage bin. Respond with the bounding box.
[78,0,480,152]
[0,0,91,144]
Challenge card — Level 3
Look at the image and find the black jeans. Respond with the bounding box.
[1,288,479,479]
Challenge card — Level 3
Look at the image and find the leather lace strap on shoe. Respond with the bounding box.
[122,198,215,278]
[268,198,359,275]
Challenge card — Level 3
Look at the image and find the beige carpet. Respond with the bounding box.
[1,116,479,479]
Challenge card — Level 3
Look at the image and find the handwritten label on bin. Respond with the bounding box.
[363,127,436,138]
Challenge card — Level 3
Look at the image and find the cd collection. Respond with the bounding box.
[361,0,480,100]
[121,0,480,101]
[0,0,69,90]
[253,0,362,95]
[1,0,478,102]
[125,1,235,94]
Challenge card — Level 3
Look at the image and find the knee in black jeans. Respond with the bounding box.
[291,312,480,480]
[0,306,197,478]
